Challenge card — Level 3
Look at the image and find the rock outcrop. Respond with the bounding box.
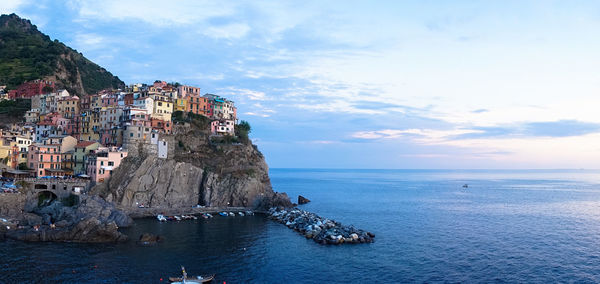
[5,217,127,243]
[2,194,131,243]
[92,122,292,210]
[298,195,311,205]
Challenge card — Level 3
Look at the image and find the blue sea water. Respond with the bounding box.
[3,169,600,283]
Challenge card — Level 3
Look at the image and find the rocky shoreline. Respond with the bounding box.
[268,207,375,245]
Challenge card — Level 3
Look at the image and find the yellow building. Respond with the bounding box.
[174,98,188,112]
[57,96,80,119]
[152,96,173,122]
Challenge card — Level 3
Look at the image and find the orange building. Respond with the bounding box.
[186,94,210,116]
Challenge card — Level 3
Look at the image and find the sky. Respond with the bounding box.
[2,0,600,169]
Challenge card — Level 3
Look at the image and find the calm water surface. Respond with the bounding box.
[3,169,600,283]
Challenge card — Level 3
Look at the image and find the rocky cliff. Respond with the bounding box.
[92,121,292,210]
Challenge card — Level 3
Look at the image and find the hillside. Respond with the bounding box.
[0,13,124,95]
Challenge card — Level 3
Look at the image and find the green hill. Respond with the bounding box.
[0,13,124,95]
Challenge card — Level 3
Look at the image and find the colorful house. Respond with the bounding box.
[73,141,100,175]
[28,144,63,177]
[87,147,128,183]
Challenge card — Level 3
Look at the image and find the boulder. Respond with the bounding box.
[298,195,311,205]
[137,233,163,245]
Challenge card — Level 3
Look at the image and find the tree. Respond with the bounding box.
[235,120,252,145]
[42,85,53,93]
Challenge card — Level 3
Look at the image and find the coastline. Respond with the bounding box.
[122,206,255,219]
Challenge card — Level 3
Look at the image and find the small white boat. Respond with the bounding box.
[206,213,213,218]
[219,212,228,217]
[157,214,167,222]
[228,212,235,216]
[238,212,245,216]
[245,210,254,216]
[174,215,182,221]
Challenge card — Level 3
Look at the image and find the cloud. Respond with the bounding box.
[0,0,27,13]
[201,23,250,39]
[71,0,236,26]
[219,87,266,101]
[453,120,600,140]
[471,108,488,113]
[244,112,270,118]
[523,120,600,137]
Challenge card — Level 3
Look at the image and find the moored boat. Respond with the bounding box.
[238,212,245,216]
[219,212,228,217]
[169,266,215,283]
[168,274,214,283]
[157,214,167,222]
[228,212,235,216]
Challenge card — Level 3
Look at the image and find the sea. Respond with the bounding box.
[3,169,600,283]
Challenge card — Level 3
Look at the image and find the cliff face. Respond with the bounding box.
[92,122,292,209]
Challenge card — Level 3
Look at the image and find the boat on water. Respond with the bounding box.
[168,274,214,283]
[463,184,469,188]
[238,212,245,216]
[169,266,215,283]
[219,212,228,217]
[228,212,235,216]
[174,216,182,221]
[205,213,213,218]
[157,214,167,222]
[245,210,254,216]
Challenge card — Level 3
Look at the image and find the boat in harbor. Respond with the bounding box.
[238,212,245,216]
[228,212,235,216]
[169,266,215,283]
[219,212,228,217]
[157,214,167,222]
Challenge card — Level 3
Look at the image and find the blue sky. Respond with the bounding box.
[3,1,600,169]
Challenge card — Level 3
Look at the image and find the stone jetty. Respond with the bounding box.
[268,207,375,245]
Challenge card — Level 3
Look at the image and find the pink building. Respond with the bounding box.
[28,144,63,177]
[86,147,128,183]
[210,119,235,135]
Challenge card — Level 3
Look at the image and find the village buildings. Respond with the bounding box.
[1,79,240,181]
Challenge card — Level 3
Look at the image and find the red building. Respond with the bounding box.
[10,80,54,99]
[151,118,172,134]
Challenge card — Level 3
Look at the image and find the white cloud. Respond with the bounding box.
[219,87,267,101]
[71,0,236,26]
[0,0,27,14]
[202,23,250,39]
[244,112,270,118]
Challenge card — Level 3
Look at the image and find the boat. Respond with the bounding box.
[462,184,469,188]
[169,266,215,283]
[201,214,209,219]
[238,212,245,216]
[206,213,213,218]
[228,212,235,216]
[168,274,215,283]
[157,214,167,222]
[174,216,182,221]
[245,210,254,216]
[191,215,198,220]
[219,212,228,217]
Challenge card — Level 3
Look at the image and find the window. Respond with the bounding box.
[108,161,114,166]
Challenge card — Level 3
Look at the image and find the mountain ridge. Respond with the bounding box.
[0,13,124,96]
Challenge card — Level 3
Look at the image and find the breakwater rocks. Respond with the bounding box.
[268,208,375,245]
